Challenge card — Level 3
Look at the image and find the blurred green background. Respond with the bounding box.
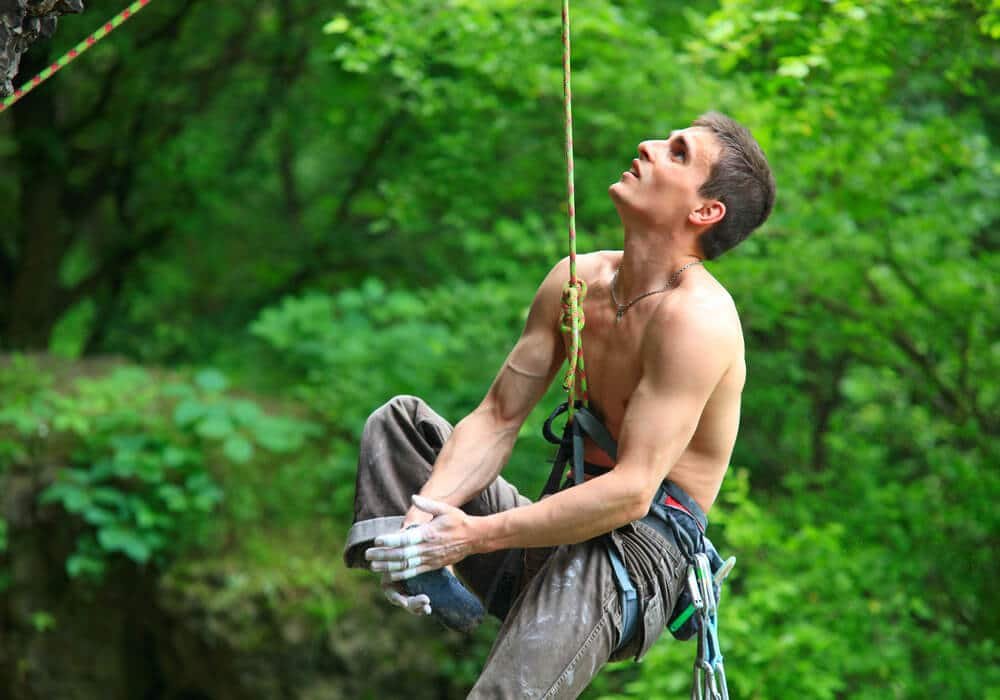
[1,0,997,698]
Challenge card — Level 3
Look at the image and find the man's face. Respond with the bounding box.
[609,126,721,230]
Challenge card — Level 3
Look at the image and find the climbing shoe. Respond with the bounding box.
[403,568,485,634]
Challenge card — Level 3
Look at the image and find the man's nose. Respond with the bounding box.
[637,140,662,162]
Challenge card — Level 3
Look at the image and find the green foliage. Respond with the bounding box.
[250,276,564,500]
[0,0,997,696]
[29,610,57,634]
[0,355,58,467]
[251,279,525,427]
[1,357,318,581]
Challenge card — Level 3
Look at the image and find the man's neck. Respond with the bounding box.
[616,224,704,300]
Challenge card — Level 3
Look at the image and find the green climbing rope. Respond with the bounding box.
[0,0,154,113]
[559,0,588,418]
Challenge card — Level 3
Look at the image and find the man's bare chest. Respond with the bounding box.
[560,305,645,435]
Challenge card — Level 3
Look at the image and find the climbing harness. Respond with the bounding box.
[1,0,154,113]
[552,1,734,693]
[539,402,734,673]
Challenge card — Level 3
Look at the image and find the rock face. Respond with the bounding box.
[0,0,84,97]
[0,463,482,699]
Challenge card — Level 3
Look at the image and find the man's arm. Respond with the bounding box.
[475,301,735,552]
[370,299,736,579]
[400,259,569,527]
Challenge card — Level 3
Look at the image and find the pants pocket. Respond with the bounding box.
[634,589,666,661]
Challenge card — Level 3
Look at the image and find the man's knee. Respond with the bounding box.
[363,394,423,435]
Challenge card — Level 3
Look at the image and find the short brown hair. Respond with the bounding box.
[692,112,775,259]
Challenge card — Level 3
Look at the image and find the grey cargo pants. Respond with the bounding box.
[343,396,688,699]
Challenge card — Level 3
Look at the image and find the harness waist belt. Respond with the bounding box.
[576,462,708,533]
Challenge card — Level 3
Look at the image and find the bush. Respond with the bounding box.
[0,356,319,581]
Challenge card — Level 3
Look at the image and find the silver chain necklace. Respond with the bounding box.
[611,259,704,323]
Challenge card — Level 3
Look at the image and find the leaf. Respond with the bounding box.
[173,399,206,427]
[323,15,350,34]
[97,527,151,564]
[194,369,229,393]
[158,484,189,512]
[777,59,810,79]
[230,400,261,426]
[67,553,106,579]
[195,413,233,440]
[30,611,57,632]
[162,445,189,468]
[223,435,254,463]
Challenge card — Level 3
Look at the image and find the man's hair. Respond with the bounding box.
[692,112,775,260]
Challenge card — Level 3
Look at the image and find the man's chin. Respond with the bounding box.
[608,181,632,206]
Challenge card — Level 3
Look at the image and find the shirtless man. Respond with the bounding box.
[344,111,774,698]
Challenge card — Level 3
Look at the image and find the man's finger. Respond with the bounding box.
[365,544,423,562]
[381,585,431,615]
[406,595,431,614]
[370,555,423,573]
[389,563,435,581]
[383,588,408,608]
[375,528,424,548]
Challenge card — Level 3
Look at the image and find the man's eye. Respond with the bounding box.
[672,149,686,163]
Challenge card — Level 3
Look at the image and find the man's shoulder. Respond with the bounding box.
[645,282,741,349]
[541,250,618,296]
[549,250,618,275]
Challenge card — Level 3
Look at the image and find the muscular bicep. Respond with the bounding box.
[479,260,569,427]
[614,306,733,497]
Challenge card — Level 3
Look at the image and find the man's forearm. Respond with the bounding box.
[416,406,519,510]
[475,471,647,553]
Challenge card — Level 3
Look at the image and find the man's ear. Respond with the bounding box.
[689,199,726,227]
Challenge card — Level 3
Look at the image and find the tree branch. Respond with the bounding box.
[275,109,406,296]
[809,288,975,425]
[134,0,198,50]
[61,0,198,137]
[278,126,302,237]
[223,0,317,173]
[862,274,972,420]
[54,224,170,317]
[879,242,947,319]
[808,350,849,472]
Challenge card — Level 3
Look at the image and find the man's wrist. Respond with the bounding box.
[471,512,502,555]
[402,503,434,529]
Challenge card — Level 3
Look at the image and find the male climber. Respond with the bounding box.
[343,111,774,698]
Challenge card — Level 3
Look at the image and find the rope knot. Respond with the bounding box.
[560,279,588,402]
[559,279,587,334]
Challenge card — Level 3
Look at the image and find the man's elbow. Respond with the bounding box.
[625,496,651,524]
[620,470,667,524]
[622,479,657,524]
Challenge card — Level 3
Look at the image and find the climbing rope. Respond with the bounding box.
[559,0,588,418]
[0,0,153,113]
[556,4,732,697]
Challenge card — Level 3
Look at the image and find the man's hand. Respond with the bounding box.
[380,573,432,615]
[401,501,435,529]
[365,495,482,581]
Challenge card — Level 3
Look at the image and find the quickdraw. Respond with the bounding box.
[689,553,735,700]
